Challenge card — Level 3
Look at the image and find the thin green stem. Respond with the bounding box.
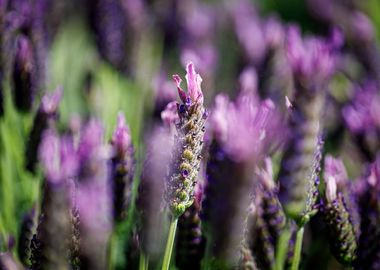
[139,251,149,270]
[275,223,292,270]
[161,217,178,270]
[291,227,304,270]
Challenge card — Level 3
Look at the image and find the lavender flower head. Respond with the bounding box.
[287,25,335,89]
[210,93,280,162]
[137,126,175,258]
[343,81,380,134]
[279,28,333,224]
[75,120,112,270]
[12,34,35,111]
[165,62,207,217]
[355,156,380,269]
[322,155,358,265]
[110,112,135,221]
[26,87,62,173]
[203,92,281,267]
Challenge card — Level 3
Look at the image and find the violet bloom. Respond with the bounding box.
[110,112,135,221]
[30,130,75,270]
[202,92,281,268]
[137,126,174,259]
[354,157,380,270]
[165,62,207,217]
[75,120,112,270]
[278,27,334,224]
[25,88,62,173]
[342,81,380,160]
[152,70,177,120]
[229,0,267,66]
[321,155,358,266]
[249,158,286,270]
[88,0,128,72]
[12,34,35,112]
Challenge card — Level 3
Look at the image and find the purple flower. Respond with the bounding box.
[137,126,174,258]
[12,34,35,111]
[39,129,78,184]
[75,120,112,270]
[161,101,179,127]
[173,62,204,105]
[286,25,335,89]
[166,62,207,217]
[343,81,380,134]
[110,113,135,221]
[210,93,281,162]
[25,88,62,173]
[322,155,358,265]
[229,0,267,65]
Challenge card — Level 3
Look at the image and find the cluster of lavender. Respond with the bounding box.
[1,0,380,270]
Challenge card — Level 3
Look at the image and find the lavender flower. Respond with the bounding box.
[25,88,62,173]
[165,62,207,217]
[249,158,286,270]
[202,93,281,268]
[75,120,112,270]
[110,113,135,221]
[137,126,174,259]
[342,81,380,160]
[321,155,358,266]
[12,34,35,112]
[88,0,128,72]
[354,157,380,269]
[30,130,74,270]
[278,27,333,224]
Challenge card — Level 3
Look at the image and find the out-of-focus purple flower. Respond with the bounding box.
[229,0,267,66]
[75,120,112,270]
[249,158,286,270]
[238,67,258,96]
[12,34,35,111]
[25,88,62,173]
[31,130,73,270]
[161,101,179,127]
[210,93,281,162]
[264,16,285,50]
[343,81,380,134]
[355,157,380,269]
[202,92,282,267]
[88,0,128,72]
[152,70,177,119]
[166,62,207,217]
[286,25,335,89]
[39,130,78,184]
[110,113,135,221]
[322,155,358,265]
[111,113,132,155]
[180,44,217,78]
[137,126,174,259]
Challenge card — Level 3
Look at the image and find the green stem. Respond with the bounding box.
[161,217,178,270]
[275,224,292,270]
[139,252,149,270]
[291,227,304,270]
